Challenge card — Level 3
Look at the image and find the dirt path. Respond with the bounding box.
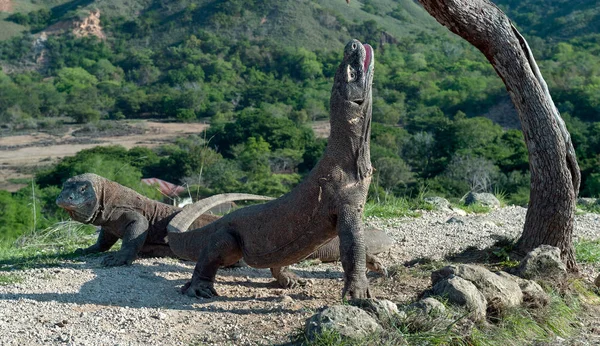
[0,208,598,345]
[0,121,209,191]
[0,0,12,13]
[0,120,329,192]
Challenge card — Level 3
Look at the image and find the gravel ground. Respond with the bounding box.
[0,207,599,345]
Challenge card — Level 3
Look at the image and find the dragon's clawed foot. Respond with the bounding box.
[74,247,90,256]
[181,280,219,298]
[101,252,133,267]
[271,267,309,289]
[342,274,372,300]
[277,272,308,289]
[74,245,99,256]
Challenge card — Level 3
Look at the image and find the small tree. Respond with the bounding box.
[445,155,499,193]
[416,0,581,269]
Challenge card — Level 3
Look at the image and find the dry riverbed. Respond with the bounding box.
[0,207,599,345]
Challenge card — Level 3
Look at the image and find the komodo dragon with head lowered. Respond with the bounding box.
[55,173,273,266]
[167,39,376,299]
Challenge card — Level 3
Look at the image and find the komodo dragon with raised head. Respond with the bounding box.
[55,173,273,266]
[167,39,376,299]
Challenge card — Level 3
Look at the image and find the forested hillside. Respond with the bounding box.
[0,0,599,242]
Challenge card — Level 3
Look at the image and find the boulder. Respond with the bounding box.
[401,297,448,332]
[424,197,452,211]
[496,272,550,308]
[408,297,446,317]
[446,216,465,224]
[465,192,501,208]
[350,298,399,321]
[453,208,468,216]
[305,305,382,340]
[424,197,468,215]
[432,264,523,313]
[517,245,567,281]
[432,275,487,322]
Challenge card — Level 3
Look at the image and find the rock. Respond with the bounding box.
[350,299,399,321]
[432,264,523,314]
[424,197,452,211]
[408,297,446,316]
[401,297,448,332]
[497,272,550,308]
[305,305,382,340]
[577,197,598,207]
[517,245,567,281]
[452,208,468,216]
[465,192,501,208]
[432,275,487,322]
[151,312,167,320]
[280,295,294,304]
[446,217,464,224]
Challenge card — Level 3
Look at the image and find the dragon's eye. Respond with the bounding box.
[351,43,357,50]
[80,186,87,192]
[347,66,357,82]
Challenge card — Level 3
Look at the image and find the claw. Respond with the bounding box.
[180,281,192,294]
[276,274,306,289]
[101,253,132,267]
[181,280,219,298]
[342,274,372,299]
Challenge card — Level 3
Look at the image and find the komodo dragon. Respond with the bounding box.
[56,173,393,268]
[55,173,273,266]
[167,39,376,299]
[225,226,391,286]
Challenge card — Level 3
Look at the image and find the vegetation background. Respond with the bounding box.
[0,0,599,244]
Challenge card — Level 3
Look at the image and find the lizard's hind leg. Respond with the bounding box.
[181,229,242,298]
[366,253,388,277]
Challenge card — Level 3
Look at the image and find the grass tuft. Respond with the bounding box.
[469,289,580,345]
[574,239,600,264]
[365,196,431,218]
[14,221,96,251]
[0,221,96,270]
[578,203,600,214]
[0,273,24,286]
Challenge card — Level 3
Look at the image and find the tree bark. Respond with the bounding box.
[416,0,581,269]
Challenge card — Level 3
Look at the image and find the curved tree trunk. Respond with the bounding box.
[416,0,580,269]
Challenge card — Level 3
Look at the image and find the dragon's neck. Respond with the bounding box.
[325,107,372,181]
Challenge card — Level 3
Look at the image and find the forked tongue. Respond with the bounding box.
[363,43,372,71]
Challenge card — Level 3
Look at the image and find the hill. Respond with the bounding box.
[0,0,444,49]
[495,0,600,40]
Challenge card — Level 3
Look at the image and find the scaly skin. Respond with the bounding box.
[56,173,272,266]
[175,226,392,277]
[168,39,375,299]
